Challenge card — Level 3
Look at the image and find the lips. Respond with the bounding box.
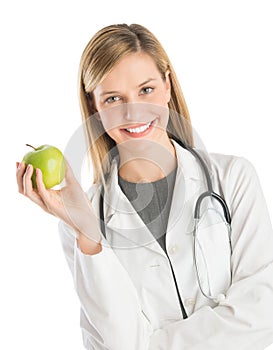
[124,122,151,133]
[120,120,155,138]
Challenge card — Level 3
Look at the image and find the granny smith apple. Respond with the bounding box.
[22,144,66,189]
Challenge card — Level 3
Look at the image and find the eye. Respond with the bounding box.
[140,87,154,95]
[105,96,121,104]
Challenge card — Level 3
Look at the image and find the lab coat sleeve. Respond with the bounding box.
[58,221,153,350]
[148,157,273,350]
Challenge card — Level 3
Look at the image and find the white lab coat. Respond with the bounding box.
[59,140,273,350]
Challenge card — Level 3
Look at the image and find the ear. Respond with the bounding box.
[164,70,171,103]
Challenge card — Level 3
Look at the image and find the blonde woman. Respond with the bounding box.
[16,24,273,349]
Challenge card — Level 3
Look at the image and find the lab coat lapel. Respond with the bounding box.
[166,140,204,236]
[103,158,162,252]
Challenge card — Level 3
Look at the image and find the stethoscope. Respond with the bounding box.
[99,137,233,310]
[179,138,233,304]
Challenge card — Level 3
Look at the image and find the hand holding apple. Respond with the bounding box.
[22,144,66,189]
[16,145,102,248]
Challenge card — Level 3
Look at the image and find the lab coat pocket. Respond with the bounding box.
[196,221,232,297]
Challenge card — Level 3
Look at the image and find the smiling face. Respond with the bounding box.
[92,52,172,148]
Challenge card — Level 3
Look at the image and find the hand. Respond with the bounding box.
[16,161,102,244]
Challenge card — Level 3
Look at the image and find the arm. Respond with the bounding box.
[59,221,153,350]
[17,160,152,349]
[148,157,273,349]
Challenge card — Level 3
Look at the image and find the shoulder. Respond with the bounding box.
[208,152,257,180]
[208,152,261,206]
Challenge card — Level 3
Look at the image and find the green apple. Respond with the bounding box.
[22,144,66,189]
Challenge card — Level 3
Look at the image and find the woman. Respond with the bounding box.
[16,24,273,349]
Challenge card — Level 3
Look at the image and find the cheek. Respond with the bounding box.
[98,116,119,142]
[163,87,171,105]
[151,91,170,126]
[157,109,169,131]
[99,106,125,132]
[153,88,171,107]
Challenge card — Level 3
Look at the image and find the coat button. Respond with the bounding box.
[184,298,196,307]
[168,244,178,255]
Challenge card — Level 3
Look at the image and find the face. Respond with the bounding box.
[92,52,171,148]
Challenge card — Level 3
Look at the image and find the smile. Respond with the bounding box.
[125,122,152,133]
[121,120,155,138]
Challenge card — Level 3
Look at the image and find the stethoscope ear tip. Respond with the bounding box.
[213,293,226,303]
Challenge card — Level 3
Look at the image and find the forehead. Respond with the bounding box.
[98,52,160,88]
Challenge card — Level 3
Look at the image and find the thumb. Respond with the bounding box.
[64,159,78,185]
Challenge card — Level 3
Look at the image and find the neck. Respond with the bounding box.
[118,136,177,183]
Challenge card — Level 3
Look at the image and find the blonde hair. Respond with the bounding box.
[78,23,193,184]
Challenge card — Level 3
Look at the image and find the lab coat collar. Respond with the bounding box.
[101,139,207,253]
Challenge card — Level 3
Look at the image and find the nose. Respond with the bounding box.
[123,102,142,121]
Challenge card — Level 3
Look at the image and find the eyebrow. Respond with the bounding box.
[99,78,157,97]
[138,78,157,87]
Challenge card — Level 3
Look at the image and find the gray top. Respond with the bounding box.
[118,166,177,253]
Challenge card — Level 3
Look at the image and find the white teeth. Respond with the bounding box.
[125,122,151,133]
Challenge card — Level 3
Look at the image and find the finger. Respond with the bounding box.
[23,166,50,211]
[36,168,62,215]
[16,162,26,194]
[36,168,53,206]
[23,163,35,197]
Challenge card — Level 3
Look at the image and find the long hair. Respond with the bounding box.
[78,23,193,184]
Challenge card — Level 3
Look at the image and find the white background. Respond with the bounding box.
[1,0,273,348]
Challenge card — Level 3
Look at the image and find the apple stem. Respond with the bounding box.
[25,144,36,150]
